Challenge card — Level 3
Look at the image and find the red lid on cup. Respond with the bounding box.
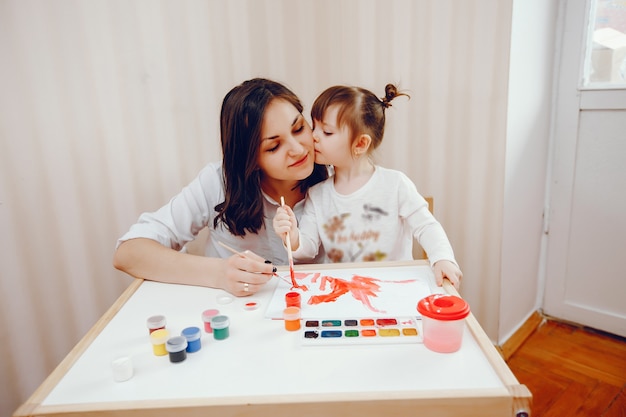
[417,294,470,321]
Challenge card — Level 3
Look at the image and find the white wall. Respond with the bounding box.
[1,1,530,415]
[500,0,559,343]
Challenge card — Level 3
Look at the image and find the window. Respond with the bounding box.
[583,0,626,88]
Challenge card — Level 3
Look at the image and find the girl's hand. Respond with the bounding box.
[273,205,299,248]
[217,250,275,297]
[433,260,463,290]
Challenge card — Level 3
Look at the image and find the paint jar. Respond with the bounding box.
[111,356,133,382]
[417,294,470,353]
[166,336,188,363]
[150,329,170,356]
[146,314,166,334]
[202,309,220,333]
[283,306,301,331]
[285,291,301,309]
[181,326,202,353]
[211,315,230,340]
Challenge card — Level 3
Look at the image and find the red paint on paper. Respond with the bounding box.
[288,260,308,291]
[306,274,416,313]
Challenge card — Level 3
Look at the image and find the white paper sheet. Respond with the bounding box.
[265,264,440,319]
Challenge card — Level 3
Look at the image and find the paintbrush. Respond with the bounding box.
[217,241,289,284]
[280,196,299,289]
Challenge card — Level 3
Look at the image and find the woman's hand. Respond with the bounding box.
[217,249,276,297]
[114,238,277,297]
[433,260,463,290]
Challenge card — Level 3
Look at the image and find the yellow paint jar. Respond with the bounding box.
[150,329,169,356]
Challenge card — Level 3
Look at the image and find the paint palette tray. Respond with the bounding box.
[301,317,422,346]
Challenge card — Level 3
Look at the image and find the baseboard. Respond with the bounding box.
[498,310,545,360]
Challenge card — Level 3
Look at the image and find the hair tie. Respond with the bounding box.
[381,84,410,108]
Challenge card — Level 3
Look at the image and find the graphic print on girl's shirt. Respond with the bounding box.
[323,202,389,262]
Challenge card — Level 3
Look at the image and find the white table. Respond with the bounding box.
[14,261,531,417]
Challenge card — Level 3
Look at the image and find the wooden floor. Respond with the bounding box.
[505,319,626,416]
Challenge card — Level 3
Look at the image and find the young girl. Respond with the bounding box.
[273,84,462,288]
[114,78,328,296]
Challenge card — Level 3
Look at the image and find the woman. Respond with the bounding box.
[113,78,328,296]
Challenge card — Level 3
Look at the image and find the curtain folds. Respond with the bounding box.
[0,1,511,415]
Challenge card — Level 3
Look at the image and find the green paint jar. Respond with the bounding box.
[211,315,230,340]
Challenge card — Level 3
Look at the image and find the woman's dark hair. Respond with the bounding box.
[214,78,327,236]
[311,84,409,152]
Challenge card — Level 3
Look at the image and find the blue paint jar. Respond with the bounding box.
[211,315,230,340]
[181,326,202,353]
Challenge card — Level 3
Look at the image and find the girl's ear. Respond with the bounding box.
[353,134,372,157]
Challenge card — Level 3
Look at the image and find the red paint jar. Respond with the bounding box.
[202,309,219,333]
[285,291,301,309]
[146,315,166,334]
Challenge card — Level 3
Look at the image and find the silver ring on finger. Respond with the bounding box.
[243,282,249,292]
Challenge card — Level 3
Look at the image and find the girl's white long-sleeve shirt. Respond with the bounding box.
[294,166,457,266]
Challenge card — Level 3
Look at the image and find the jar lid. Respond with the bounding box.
[244,301,259,311]
[150,329,170,344]
[417,294,470,321]
[285,292,301,300]
[211,315,230,329]
[146,314,166,329]
[283,306,301,321]
[166,336,188,352]
[181,326,201,341]
[202,309,219,321]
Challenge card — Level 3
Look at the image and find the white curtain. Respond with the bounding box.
[0,0,511,414]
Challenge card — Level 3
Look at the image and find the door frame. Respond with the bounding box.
[543,0,626,335]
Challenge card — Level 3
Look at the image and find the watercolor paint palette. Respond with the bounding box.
[301,317,423,346]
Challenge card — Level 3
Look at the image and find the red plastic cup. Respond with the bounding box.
[417,294,470,353]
